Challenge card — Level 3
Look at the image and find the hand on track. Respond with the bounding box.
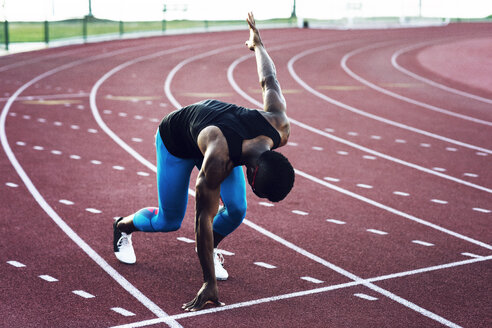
[182,282,224,312]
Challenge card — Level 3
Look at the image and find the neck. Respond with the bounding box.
[241,137,271,167]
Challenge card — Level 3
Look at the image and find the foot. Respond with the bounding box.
[113,217,136,264]
[214,249,229,281]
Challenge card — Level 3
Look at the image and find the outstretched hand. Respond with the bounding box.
[245,12,263,51]
[182,282,224,312]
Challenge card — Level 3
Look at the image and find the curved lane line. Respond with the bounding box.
[162,40,463,328]
[0,44,173,321]
[341,41,492,126]
[289,44,492,154]
[228,43,492,249]
[229,43,492,194]
[391,41,492,105]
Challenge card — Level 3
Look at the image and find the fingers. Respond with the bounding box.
[182,298,224,312]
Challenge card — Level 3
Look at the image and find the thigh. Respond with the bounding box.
[155,132,195,225]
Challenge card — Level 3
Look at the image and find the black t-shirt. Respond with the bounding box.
[159,99,281,165]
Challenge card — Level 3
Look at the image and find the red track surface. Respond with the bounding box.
[1,23,491,328]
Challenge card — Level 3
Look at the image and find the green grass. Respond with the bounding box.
[0,17,296,44]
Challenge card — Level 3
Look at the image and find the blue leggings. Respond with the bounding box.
[132,130,247,237]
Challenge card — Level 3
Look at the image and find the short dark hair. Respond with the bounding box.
[254,150,295,202]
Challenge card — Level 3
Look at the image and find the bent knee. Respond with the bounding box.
[152,211,183,232]
[227,204,247,221]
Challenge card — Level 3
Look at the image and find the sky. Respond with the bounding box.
[1,0,491,22]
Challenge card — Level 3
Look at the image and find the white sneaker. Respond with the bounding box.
[113,218,136,264]
[214,249,229,281]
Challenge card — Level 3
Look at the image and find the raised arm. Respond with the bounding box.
[245,12,286,114]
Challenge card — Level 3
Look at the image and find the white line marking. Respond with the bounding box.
[370,135,381,140]
[292,210,309,216]
[412,240,434,247]
[293,170,492,250]
[111,307,136,317]
[420,143,431,148]
[112,165,125,171]
[39,275,58,282]
[85,208,102,214]
[395,139,407,143]
[259,201,274,207]
[393,191,410,196]
[348,131,358,136]
[290,44,492,156]
[72,290,95,299]
[367,229,388,235]
[392,41,492,104]
[301,276,324,284]
[430,199,448,204]
[432,167,446,172]
[254,262,277,269]
[446,147,458,152]
[177,237,195,244]
[90,160,102,165]
[5,182,19,188]
[132,137,143,143]
[354,293,378,301]
[326,219,346,225]
[59,199,74,205]
[312,146,323,151]
[70,155,81,160]
[53,121,62,126]
[16,141,26,146]
[463,173,478,178]
[356,184,373,189]
[461,252,484,259]
[343,41,492,126]
[33,146,44,151]
[287,141,298,146]
[362,155,377,160]
[88,128,98,134]
[7,260,26,267]
[0,43,179,323]
[137,171,150,176]
[476,152,488,157]
[472,208,491,213]
[70,125,80,130]
[323,177,340,182]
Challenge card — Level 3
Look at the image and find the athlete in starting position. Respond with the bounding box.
[113,12,294,311]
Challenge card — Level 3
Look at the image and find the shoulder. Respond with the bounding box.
[259,111,290,147]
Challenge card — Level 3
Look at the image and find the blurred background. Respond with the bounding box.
[1,0,491,52]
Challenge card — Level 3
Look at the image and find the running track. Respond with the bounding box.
[1,23,491,328]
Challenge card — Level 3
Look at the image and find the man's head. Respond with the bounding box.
[246,150,295,202]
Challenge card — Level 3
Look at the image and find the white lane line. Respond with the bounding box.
[98,40,468,328]
[86,208,102,214]
[463,173,478,178]
[176,237,194,244]
[287,141,298,146]
[475,152,488,157]
[254,262,277,269]
[412,240,434,247]
[259,201,274,207]
[392,41,492,105]
[39,275,58,282]
[432,167,446,172]
[137,171,150,176]
[88,128,98,134]
[420,143,431,148]
[16,141,26,146]
[367,229,388,235]
[111,307,136,317]
[461,252,484,259]
[362,155,377,160]
[326,219,346,225]
[91,160,102,165]
[430,199,448,204]
[7,260,26,268]
[132,137,143,143]
[59,199,75,205]
[472,208,491,214]
[292,210,309,216]
[395,139,407,143]
[1,43,180,323]
[323,177,340,182]
[110,256,492,328]
[72,290,95,299]
[112,165,125,171]
[289,43,492,156]
[393,191,410,196]
[356,183,373,189]
[301,276,324,284]
[446,147,458,152]
[294,170,492,250]
[337,150,348,155]
[343,41,492,126]
[70,155,81,160]
[312,146,323,151]
[51,150,62,155]
[33,145,44,151]
[354,293,378,301]
[5,182,19,188]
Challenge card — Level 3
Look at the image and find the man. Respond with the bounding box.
[113,12,294,311]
